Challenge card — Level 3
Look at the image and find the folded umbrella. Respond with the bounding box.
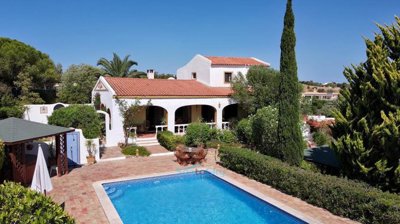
[31,144,53,195]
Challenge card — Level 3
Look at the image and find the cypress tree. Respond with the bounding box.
[276,0,303,165]
[332,17,400,192]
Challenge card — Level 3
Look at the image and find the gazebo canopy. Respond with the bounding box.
[0,117,74,145]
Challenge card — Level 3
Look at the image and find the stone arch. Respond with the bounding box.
[53,103,65,111]
[96,110,110,146]
[222,103,238,122]
[175,104,217,124]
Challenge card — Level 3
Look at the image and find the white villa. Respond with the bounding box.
[24,55,269,147]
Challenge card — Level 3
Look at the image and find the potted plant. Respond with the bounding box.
[86,139,97,165]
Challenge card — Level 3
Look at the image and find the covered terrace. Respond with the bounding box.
[0,117,74,185]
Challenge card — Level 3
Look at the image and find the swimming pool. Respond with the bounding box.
[99,171,308,224]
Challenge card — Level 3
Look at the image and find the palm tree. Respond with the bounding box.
[97,53,138,77]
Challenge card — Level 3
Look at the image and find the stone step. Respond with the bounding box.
[105,187,116,195]
[109,189,124,200]
[136,138,157,142]
[137,142,160,147]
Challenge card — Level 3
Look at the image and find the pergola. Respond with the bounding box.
[0,117,74,185]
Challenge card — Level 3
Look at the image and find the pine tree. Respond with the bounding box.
[332,17,400,192]
[276,0,303,165]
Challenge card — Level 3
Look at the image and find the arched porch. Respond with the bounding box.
[174,105,217,134]
[222,104,239,129]
[134,106,168,137]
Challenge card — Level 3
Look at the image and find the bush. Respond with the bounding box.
[235,118,252,145]
[122,145,150,156]
[157,131,184,151]
[184,123,211,147]
[300,160,320,173]
[209,128,237,144]
[48,105,101,139]
[251,106,279,157]
[313,131,330,146]
[217,130,237,143]
[219,146,400,224]
[0,181,75,223]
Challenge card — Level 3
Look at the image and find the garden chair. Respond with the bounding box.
[174,145,190,165]
[192,148,207,164]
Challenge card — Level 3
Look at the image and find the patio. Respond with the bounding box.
[48,151,357,224]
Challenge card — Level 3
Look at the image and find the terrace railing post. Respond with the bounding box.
[56,135,61,177]
[216,108,223,129]
[63,133,68,175]
[167,108,176,133]
[56,134,68,176]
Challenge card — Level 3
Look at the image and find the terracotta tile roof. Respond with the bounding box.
[104,77,233,97]
[205,56,268,66]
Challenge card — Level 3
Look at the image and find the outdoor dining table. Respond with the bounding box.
[183,147,201,155]
[175,147,207,165]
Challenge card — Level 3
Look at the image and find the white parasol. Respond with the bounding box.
[31,145,53,195]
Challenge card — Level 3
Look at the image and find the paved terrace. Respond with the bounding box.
[49,151,357,224]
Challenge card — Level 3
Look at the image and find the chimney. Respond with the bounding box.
[147,69,155,79]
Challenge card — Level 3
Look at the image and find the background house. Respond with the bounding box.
[177,55,269,87]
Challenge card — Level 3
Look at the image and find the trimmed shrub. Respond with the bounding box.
[217,130,237,144]
[251,106,278,157]
[122,145,150,156]
[219,146,400,224]
[0,181,75,223]
[48,105,101,139]
[157,131,184,151]
[206,140,242,149]
[235,118,252,145]
[300,160,320,173]
[184,123,211,147]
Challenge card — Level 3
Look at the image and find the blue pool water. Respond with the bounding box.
[103,171,306,224]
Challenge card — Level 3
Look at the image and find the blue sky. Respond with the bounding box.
[0,0,399,82]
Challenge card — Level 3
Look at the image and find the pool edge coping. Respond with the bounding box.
[93,168,322,224]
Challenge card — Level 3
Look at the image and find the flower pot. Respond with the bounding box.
[86,156,96,165]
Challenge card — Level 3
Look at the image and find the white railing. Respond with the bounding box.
[222,122,230,130]
[174,122,217,134]
[155,125,168,135]
[206,122,216,128]
[174,123,189,135]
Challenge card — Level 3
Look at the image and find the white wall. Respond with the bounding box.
[176,54,211,85]
[75,129,100,164]
[176,55,258,87]
[23,103,70,124]
[92,76,115,117]
[209,66,250,87]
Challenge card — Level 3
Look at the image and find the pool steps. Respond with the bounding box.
[105,187,124,200]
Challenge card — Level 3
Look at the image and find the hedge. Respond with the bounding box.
[157,131,184,151]
[0,181,75,223]
[48,105,101,139]
[219,146,400,224]
[122,145,150,156]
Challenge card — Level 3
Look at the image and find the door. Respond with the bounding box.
[67,132,80,166]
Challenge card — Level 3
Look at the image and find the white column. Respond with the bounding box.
[216,108,223,129]
[167,108,176,133]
